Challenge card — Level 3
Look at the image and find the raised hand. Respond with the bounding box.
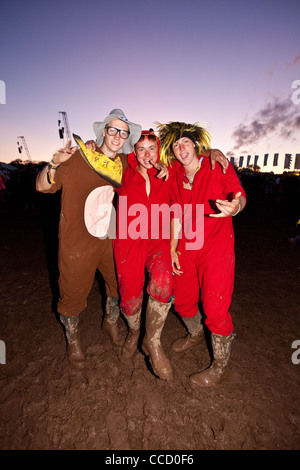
[210,192,243,218]
[52,139,77,165]
[150,160,169,180]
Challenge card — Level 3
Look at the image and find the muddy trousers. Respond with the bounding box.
[57,236,119,317]
[173,243,235,385]
[173,243,235,336]
[114,238,174,317]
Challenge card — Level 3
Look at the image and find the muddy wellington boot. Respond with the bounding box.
[122,309,142,359]
[171,311,204,353]
[59,314,85,369]
[142,296,173,381]
[102,296,124,346]
[189,332,235,388]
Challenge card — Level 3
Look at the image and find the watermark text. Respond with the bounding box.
[0,340,6,364]
[291,340,300,364]
[0,80,6,104]
[97,198,205,250]
[291,80,300,105]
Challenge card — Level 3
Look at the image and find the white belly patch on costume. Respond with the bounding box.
[84,186,115,238]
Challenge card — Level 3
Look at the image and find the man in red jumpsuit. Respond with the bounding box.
[158,121,246,387]
[113,131,175,381]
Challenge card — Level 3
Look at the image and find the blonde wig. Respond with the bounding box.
[156,121,211,166]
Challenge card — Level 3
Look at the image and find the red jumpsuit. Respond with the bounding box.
[170,157,246,336]
[113,152,175,317]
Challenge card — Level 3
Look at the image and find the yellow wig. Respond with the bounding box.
[156,121,211,166]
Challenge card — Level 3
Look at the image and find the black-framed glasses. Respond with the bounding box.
[105,126,130,139]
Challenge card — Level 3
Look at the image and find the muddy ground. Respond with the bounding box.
[0,192,299,452]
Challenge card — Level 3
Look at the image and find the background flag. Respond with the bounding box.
[284,154,292,169]
[294,154,300,170]
[273,153,278,166]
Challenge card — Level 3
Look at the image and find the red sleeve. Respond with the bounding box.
[168,165,182,219]
[220,163,246,202]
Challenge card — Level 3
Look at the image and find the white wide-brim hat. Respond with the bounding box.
[93,108,142,154]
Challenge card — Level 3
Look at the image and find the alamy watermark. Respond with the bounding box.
[291,80,300,105]
[91,198,205,251]
[291,340,300,365]
[0,340,6,364]
[0,80,6,104]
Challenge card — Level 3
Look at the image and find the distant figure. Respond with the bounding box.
[287,219,300,247]
[287,235,300,247]
[0,171,6,204]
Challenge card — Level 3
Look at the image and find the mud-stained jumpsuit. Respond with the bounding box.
[170,157,246,337]
[113,151,175,316]
[113,146,179,381]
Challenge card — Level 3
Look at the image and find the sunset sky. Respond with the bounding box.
[1,0,300,173]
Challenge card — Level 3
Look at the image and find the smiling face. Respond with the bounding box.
[134,137,159,172]
[172,136,198,169]
[101,119,129,157]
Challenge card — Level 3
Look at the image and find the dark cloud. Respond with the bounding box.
[286,52,300,69]
[230,96,300,151]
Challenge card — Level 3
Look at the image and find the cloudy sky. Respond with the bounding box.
[0,0,300,172]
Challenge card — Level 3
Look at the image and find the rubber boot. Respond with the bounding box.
[122,309,142,358]
[142,296,173,381]
[171,311,204,353]
[102,296,124,346]
[59,314,85,369]
[189,332,235,388]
